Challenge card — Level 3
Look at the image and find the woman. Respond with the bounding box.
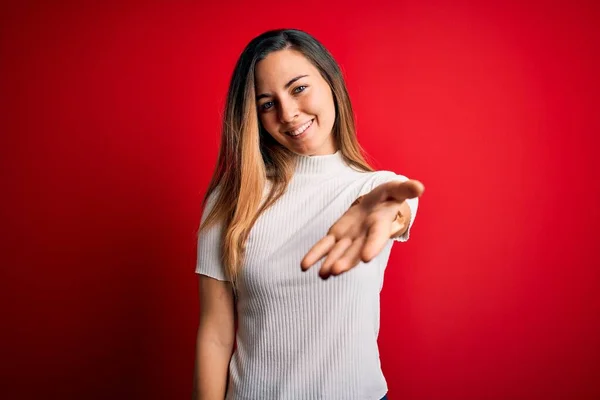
[193,29,424,400]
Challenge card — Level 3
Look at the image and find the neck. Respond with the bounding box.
[294,150,348,175]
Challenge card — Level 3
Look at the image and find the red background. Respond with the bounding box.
[2,1,599,399]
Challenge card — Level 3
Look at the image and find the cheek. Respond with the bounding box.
[324,92,336,121]
[313,90,336,124]
[305,88,334,118]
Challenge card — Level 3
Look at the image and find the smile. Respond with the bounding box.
[286,119,314,137]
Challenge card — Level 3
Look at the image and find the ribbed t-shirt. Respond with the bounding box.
[196,150,419,400]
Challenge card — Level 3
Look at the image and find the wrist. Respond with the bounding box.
[391,201,411,238]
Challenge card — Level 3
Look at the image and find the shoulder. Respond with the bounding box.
[201,185,223,217]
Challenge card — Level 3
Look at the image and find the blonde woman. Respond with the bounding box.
[193,29,425,400]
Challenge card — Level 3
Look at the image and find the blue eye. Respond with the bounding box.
[260,101,274,111]
[293,85,307,94]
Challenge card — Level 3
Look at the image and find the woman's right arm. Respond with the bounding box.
[192,275,235,400]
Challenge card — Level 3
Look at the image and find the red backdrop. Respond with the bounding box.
[2,1,599,399]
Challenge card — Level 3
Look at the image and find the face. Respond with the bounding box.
[254,49,337,156]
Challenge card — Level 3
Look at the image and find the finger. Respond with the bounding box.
[319,237,353,278]
[361,221,393,263]
[330,236,365,277]
[301,235,336,270]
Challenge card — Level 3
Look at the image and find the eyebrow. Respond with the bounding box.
[256,75,309,101]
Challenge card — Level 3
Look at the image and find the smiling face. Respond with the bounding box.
[254,49,337,156]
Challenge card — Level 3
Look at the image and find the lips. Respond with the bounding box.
[285,119,314,137]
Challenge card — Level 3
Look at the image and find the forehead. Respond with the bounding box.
[254,49,318,90]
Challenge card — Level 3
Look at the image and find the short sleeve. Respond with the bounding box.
[195,188,230,281]
[360,171,419,243]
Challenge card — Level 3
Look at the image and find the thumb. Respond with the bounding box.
[391,179,425,201]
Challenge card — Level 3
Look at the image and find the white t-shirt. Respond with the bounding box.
[196,150,419,400]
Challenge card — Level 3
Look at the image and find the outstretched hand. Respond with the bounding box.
[300,179,425,279]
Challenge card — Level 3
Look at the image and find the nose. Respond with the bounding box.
[278,98,299,124]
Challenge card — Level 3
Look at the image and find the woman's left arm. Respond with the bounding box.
[300,179,424,279]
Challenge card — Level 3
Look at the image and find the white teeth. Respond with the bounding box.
[287,119,313,136]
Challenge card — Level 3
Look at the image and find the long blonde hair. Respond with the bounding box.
[200,29,374,286]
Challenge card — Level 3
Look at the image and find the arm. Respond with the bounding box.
[192,275,235,400]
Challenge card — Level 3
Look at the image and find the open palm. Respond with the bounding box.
[301,179,425,279]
